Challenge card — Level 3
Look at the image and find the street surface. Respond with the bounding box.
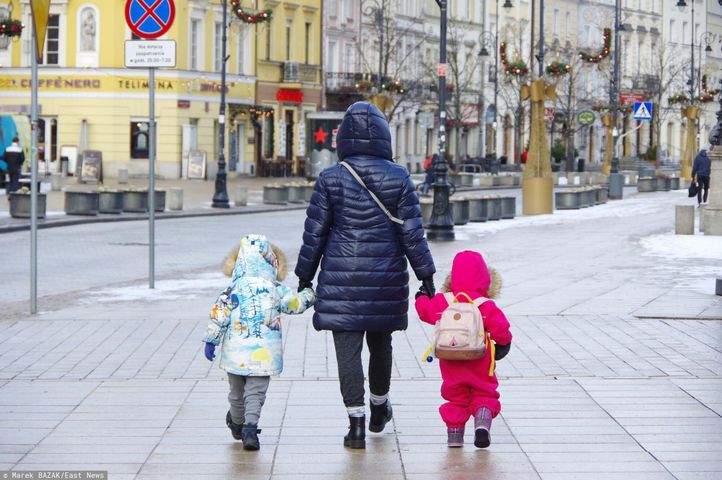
[1,188,722,479]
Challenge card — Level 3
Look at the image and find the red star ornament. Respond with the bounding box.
[314,127,329,144]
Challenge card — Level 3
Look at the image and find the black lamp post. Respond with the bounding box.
[427,0,454,242]
[478,31,495,160]
[212,0,230,208]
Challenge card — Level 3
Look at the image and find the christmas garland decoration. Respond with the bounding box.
[591,103,633,113]
[578,28,611,64]
[0,19,23,38]
[668,93,689,105]
[249,105,273,117]
[696,93,716,103]
[500,42,529,77]
[355,79,406,95]
[231,1,272,24]
[701,75,720,97]
[545,61,572,77]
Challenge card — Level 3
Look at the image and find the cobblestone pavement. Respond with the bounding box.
[1,189,722,479]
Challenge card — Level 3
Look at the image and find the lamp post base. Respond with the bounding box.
[212,171,230,208]
[427,182,455,242]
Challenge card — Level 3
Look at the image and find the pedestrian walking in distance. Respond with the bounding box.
[692,147,711,206]
[4,137,24,193]
[203,234,315,450]
[415,251,512,448]
[295,101,436,449]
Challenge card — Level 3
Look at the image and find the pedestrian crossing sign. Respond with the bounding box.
[633,102,653,121]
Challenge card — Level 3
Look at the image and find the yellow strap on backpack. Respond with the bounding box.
[453,292,475,304]
[487,333,496,376]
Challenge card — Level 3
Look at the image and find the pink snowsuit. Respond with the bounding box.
[415,251,512,428]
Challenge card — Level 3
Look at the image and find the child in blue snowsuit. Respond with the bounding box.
[203,234,315,450]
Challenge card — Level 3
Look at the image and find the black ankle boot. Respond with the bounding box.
[343,416,366,449]
[240,423,261,451]
[369,400,393,433]
[226,411,243,441]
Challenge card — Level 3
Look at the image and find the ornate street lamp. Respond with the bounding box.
[427,0,454,241]
[212,0,230,208]
[478,30,496,161]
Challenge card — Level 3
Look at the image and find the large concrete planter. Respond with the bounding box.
[98,191,123,214]
[65,191,99,215]
[451,198,470,225]
[304,183,315,202]
[477,175,494,187]
[457,173,474,187]
[122,190,165,212]
[555,189,581,209]
[285,184,305,203]
[657,177,671,191]
[263,185,288,205]
[9,192,47,219]
[669,177,680,190]
[500,196,516,219]
[492,176,502,186]
[468,197,488,222]
[598,187,608,204]
[488,196,502,220]
[637,177,656,192]
[498,175,515,187]
[580,188,595,207]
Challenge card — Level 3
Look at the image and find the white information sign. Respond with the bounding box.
[125,40,177,68]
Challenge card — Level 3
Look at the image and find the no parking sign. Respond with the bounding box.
[125,0,175,39]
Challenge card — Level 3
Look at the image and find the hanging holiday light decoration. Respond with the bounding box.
[578,28,611,64]
[0,18,23,38]
[545,61,572,77]
[231,1,272,24]
[500,42,529,77]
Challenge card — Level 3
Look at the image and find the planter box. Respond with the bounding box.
[477,175,494,187]
[451,199,470,225]
[657,177,671,191]
[500,196,516,219]
[637,177,656,192]
[457,173,474,187]
[304,184,315,202]
[598,187,608,204]
[468,197,488,222]
[9,193,47,219]
[488,196,502,220]
[492,176,502,186]
[498,175,515,187]
[98,191,123,214]
[122,190,165,212]
[263,185,288,205]
[669,177,680,190]
[580,188,595,207]
[65,191,99,215]
[286,184,306,203]
[555,190,581,209]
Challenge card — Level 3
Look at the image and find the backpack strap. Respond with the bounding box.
[339,161,404,225]
[472,296,489,307]
[443,292,456,305]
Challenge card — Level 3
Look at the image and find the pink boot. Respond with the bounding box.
[474,407,492,448]
[447,427,464,448]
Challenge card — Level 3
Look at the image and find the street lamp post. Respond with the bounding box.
[427,0,454,242]
[608,0,624,199]
[212,0,230,208]
[478,31,496,160]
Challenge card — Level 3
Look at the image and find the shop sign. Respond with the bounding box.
[276,89,303,103]
[620,91,644,104]
[177,100,190,109]
[297,121,305,156]
[578,110,595,125]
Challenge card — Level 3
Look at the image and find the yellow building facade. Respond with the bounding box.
[0,0,259,179]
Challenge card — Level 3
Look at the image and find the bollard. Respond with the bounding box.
[118,168,129,184]
[169,187,184,211]
[675,205,695,235]
[234,186,248,207]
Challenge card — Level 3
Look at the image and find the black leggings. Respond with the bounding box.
[332,331,393,408]
[697,176,710,204]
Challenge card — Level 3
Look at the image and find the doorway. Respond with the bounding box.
[37,117,58,175]
[285,110,294,175]
[236,122,246,174]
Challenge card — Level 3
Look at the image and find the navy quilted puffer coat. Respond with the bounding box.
[295,102,436,332]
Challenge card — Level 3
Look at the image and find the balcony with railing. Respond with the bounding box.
[282,62,320,84]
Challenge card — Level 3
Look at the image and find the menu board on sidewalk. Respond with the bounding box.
[187,150,206,179]
[80,150,102,183]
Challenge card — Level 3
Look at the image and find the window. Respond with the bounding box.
[237,29,245,74]
[553,9,559,36]
[565,12,570,40]
[669,19,675,43]
[682,21,688,43]
[40,14,60,65]
[130,121,150,159]
[285,19,292,61]
[190,19,200,70]
[329,0,337,17]
[214,22,222,72]
[265,26,271,60]
[305,23,311,64]
[344,44,352,73]
[328,41,337,72]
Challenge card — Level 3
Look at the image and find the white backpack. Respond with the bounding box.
[433,292,488,360]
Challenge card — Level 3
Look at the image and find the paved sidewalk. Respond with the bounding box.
[1,190,722,479]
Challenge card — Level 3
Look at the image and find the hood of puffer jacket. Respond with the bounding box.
[223,242,286,280]
[231,234,280,282]
[336,101,393,162]
[444,251,501,299]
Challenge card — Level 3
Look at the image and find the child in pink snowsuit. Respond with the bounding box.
[415,251,512,448]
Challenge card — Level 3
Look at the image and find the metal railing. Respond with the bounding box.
[282,62,320,83]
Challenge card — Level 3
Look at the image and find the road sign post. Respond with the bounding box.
[125,0,175,289]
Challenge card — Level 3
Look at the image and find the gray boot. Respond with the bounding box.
[473,407,492,448]
[447,427,464,448]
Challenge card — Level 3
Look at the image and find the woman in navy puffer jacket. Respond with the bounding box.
[295,102,436,449]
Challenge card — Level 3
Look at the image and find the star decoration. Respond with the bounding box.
[314,127,328,144]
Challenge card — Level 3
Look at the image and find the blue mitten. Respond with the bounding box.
[204,342,216,361]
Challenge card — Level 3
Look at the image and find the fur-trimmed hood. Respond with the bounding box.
[441,251,501,299]
[222,237,287,281]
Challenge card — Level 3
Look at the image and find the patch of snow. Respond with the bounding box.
[639,231,722,260]
[81,271,228,304]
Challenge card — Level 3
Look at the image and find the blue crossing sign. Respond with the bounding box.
[633,102,653,121]
[125,0,175,39]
